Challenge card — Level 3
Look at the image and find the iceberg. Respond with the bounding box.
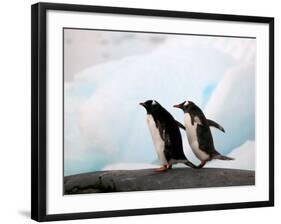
[205,62,255,155]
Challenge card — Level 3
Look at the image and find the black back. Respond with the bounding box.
[142,100,187,161]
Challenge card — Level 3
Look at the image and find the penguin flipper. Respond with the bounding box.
[175,120,185,130]
[191,114,195,125]
[196,124,217,156]
[207,119,225,133]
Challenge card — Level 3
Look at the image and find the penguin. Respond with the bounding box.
[140,100,196,172]
[173,100,234,168]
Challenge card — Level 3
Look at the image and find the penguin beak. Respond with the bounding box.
[173,104,181,109]
[139,102,145,107]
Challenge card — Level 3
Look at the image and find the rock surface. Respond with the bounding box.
[64,168,255,194]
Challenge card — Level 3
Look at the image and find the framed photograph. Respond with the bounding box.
[31,2,274,222]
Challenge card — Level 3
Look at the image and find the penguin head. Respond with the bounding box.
[173,100,194,112]
[139,100,161,113]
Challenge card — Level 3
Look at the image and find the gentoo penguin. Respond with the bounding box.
[173,100,234,168]
[140,100,196,172]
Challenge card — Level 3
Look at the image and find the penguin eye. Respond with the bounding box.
[152,100,157,106]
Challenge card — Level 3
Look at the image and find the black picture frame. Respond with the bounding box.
[31,2,274,222]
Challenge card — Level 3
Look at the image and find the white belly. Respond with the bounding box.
[146,115,167,165]
[184,113,209,161]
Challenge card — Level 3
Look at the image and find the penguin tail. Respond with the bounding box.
[213,154,234,160]
[184,160,197,168]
